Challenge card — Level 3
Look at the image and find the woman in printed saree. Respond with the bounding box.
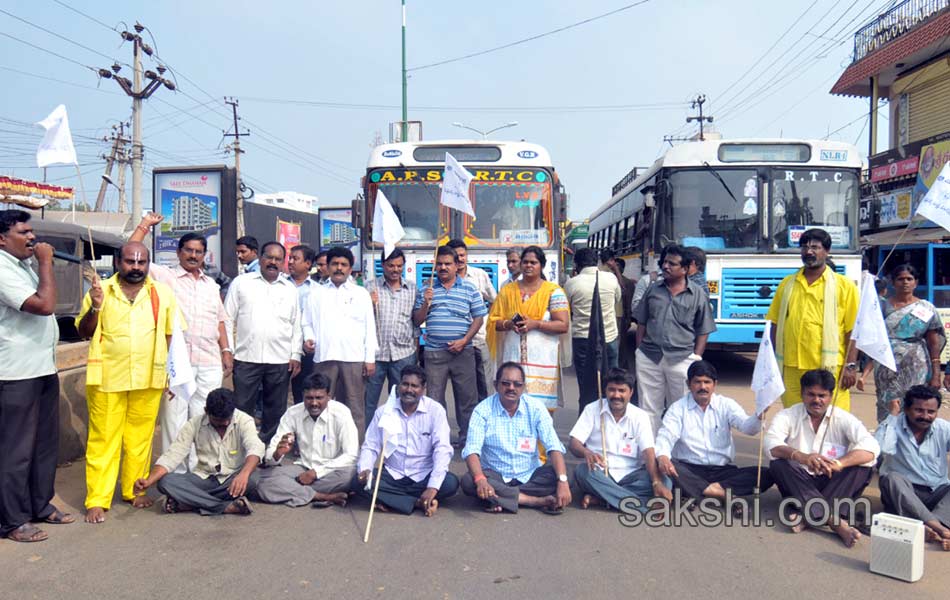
[873,264,945,423]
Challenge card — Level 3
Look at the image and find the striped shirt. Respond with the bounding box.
[415,277,487,351]
[462,393,566,482]
[365,278,418,362]
[150,263,226,367]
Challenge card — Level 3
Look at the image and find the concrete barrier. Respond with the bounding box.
[56,341,89,463]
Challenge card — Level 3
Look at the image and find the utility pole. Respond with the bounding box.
[96,22,176,226]
[224,97,250,237]
[401,0,408,142]
[116,144,128,213]
[686,94,714,141]
[95,121,129,211]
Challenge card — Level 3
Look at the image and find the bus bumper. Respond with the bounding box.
[708,323,765,345]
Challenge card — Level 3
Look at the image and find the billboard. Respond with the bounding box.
[153,168,223,269]
[276,218,301,269]
[318,207,361,270]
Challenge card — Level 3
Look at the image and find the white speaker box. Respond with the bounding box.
[869,512,924,583]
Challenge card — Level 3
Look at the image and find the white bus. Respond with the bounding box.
[354,139,567,290]
[589,138,863,347]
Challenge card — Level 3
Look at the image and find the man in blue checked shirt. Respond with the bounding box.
[461,362,572,514]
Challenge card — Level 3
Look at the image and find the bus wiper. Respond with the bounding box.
[702,161,739,203]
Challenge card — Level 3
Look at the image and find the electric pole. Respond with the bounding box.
[95,121,129,211]
[116,143,129,213]
[96,22,176,227]
[224,97,250,238]
[401,0,408,142]
[686,94,714,141]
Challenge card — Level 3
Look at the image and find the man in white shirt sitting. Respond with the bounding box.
[569,369,669,511]
[356,365,458,516]
[303,246,378,435]
[766,369,880,548]
[655,360,771,506]
[255,373,359,508]
[224,241,302,443]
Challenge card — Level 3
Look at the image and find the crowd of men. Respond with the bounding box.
[1,209,949,553]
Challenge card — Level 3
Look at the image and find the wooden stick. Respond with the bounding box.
[428,245,439,288]
[597,370,609,479]
[755,407,768,495]
[363,438,387,543]
[817,338,857,452]
[875,219,918,279]
[73,164,89,224]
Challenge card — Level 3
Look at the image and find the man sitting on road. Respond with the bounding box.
[134,389,262,516]
[569,368,669,511]
[765,369,879,548]
[256,373,358,508]
[460,362,572,514]
[356,365,458,516]
[655,360,771,510]
[875,385,950,551]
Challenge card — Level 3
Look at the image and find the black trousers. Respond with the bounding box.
[290,352,315,405]
[461,465,557,513]
[0,374,60,536]
[356,468,460,514]
[671,460,772,499]
[233,360,290,445]
[770,459,872,523]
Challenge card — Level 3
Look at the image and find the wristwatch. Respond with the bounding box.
[845,362,858,371]
[557,473,568,483]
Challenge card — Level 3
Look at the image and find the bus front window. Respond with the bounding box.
[372,182,442,245]
[666,169,759,251]
[469,181,552,246]
[770,169,858,250]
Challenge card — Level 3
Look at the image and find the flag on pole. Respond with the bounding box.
[372,189,405,261]
[915,162,950,233]
[751,320,785,416]
[440,152,475,218]
[166,313,196,400]
[35,105,78,168]
[851,273,897,372]
[587,271,608,390]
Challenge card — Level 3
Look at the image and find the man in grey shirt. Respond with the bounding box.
[632,244,716,432]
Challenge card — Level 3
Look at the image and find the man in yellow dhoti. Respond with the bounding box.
[76,242,180,523]
[766,229,859,411]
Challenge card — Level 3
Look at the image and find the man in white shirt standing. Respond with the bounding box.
[303,246,378,435]
[569,369,669,511]
[256,373,358,507]
[766,368,879,548]
[129,213,232,471]
[446,239,496,401]
[225,241,302,444]
[655,360,770,506]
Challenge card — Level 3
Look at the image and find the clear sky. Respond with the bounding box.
[0,0,889,220]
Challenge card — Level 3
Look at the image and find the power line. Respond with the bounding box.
[239,96,687,114]
[408,0,653,72]
[50,0,118,32]
[0,30,97,72]
[0,64,119,95]
[0,7,128,66]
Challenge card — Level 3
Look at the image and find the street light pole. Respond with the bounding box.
[401,0,408,142]
[451,121,519,140]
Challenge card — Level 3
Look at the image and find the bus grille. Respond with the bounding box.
[720,265,844,320]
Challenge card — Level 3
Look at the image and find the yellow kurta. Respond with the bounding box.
[766,269,858,410]
[76,275,180,508]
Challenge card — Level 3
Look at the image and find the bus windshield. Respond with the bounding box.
[666,169,759,251]
[469,180,552,247]
[370,182,442,245]
[770,168,858,250]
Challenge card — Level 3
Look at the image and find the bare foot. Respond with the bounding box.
[518,493,557,508]
[84,507,106,524]
[580,494,604,509]
[130,495,153,509]
[415,498,438,517]
[702,482,726,500]
[374,502,390,513]
[832,522,861,548]
[788,512,808,534]
[924,525,950,551]
[484,504,503,513]
[223,497,253,515]
[316,492,348,507]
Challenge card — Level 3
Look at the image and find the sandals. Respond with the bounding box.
[40,508,75,525]
[541,506,564,516]
[6,523,48,543]
[232,497,253,515]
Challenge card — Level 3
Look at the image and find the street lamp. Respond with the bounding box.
[451,121,518,139]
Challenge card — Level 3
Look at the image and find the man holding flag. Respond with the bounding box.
[356,365,457,516]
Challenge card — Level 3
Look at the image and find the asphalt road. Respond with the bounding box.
[2,351,949,599]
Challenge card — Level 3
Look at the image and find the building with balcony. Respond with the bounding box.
[247,191,319,214]
[171,195,214,232]
[831,0,950,309]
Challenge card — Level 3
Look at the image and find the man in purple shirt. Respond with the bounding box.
[356,365,458,516]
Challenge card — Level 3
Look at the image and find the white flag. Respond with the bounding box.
[372,189,405,260]
[851,273,897,372]
[440,152,475,218]
[751,320,785,416]
[35,105,78,168]
[915,162,950,233]
[166,313,196,400]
